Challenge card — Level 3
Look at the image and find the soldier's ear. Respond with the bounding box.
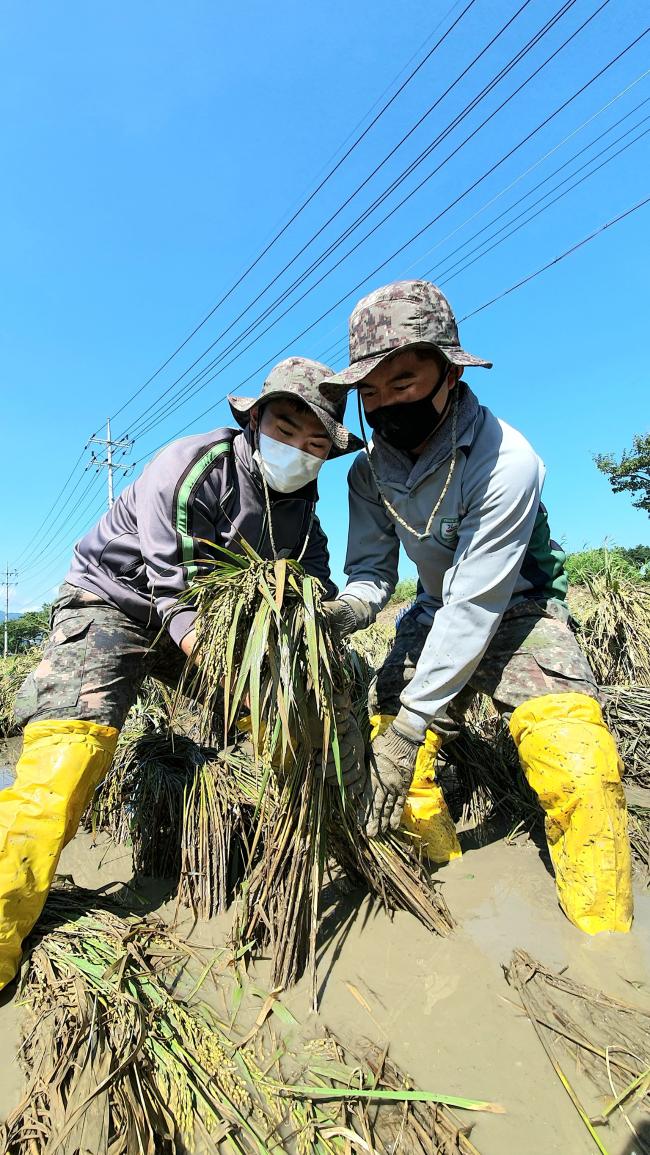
[249,405,259,432]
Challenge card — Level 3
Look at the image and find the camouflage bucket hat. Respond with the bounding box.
[228,356,363,459]
[323,280,492,390]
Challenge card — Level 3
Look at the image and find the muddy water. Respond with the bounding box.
[0,735,649,1152]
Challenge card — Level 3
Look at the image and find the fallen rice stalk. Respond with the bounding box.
[0,884,487,1154]
[506,949,650,1152]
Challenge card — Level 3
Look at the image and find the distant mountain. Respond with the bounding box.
[0,612,22,623]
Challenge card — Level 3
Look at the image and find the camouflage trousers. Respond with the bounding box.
[14,583,187,732]
[371,599,599,740]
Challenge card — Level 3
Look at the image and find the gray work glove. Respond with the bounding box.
[322,596,369,639]
[320,713,367,796]
[364,723,420,837]
[307,688,367,795]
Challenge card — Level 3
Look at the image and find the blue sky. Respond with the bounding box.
[1,0,649,612]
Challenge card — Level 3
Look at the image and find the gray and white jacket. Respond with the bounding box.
[340,385,566,740]
[67,427,336,645]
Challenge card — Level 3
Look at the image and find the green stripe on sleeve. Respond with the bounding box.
[174,441,230,578]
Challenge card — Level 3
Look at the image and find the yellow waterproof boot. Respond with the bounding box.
[370,715,461,864]
[0,719,118,989]
[509,693,633,934]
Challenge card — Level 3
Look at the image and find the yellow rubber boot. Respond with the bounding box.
[0,719,118,989]
[370,715,461,864]
[509,693,633,935]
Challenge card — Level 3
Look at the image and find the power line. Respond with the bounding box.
[317,94,650,363]
[401,64,650,275]
[12,6,474,567]
[122,0,543,440]
[431,115,650,285]
[128,13,644,453]
[107,0,479,428]
[13,447,87,566]
[123,0,589,442]
[458,194,650,320]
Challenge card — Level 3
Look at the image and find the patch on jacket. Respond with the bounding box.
[437,516,460,546]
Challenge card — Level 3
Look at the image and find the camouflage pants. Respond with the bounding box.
[371,599,599,740]
[13,583,187,732]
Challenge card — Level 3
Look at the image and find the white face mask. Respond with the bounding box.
[254,431,325,494]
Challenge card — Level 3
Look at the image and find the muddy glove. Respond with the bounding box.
[365,723,420,837]
[322,596,370,639]
[315,690,367,795]
[320,714,367,795]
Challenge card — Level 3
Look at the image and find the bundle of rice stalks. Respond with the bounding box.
[92,732,205,879]
[1,884,494,1154]
[601,686,650,788]
[175,544,350,991]
[178,755,251,917]
[0,646,42,737]
[573,560,650,686]
[173,545,454,993]
[441,696,537,838]
[506,949,650,1151]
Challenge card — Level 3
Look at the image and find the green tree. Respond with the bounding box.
[594,433,650,513]
[6,606,51,653]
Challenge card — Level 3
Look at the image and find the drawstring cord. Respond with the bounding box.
[356,388,458,543]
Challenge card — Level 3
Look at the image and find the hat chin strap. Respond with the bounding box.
[356,389,458,543]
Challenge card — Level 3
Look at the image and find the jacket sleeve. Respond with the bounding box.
[135,441,230,646]
[338,453,400,622]
[397,433,543,741]
[301,512,338,599]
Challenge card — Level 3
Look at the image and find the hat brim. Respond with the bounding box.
[227,390,363,458]
[322,341,492,394]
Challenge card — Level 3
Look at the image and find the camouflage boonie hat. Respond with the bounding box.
[324,280,492,390]
[228,356,362,458]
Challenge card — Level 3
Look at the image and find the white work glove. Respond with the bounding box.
[322,595,370,639]
[364,723,420,837]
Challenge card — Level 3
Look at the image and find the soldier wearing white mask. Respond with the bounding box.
[0,357,364,992]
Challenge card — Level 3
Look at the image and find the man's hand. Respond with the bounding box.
[320,714,367,795]
[365,723,420,836]
[322,596,368,639]
[180,627,197,659]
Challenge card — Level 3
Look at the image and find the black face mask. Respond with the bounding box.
[364,370,450,452]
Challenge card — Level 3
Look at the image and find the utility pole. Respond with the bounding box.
[3,565,18,658]
[89,419,133,509]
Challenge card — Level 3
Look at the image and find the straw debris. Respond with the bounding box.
[506,949,650,1150]
[1,884,485,1155]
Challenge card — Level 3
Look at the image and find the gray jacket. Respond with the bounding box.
[340,386,567,740]
[67,427,336,645]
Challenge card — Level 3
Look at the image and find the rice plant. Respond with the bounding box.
[1,884,490,1155]
[574,555,650,686]
[0,646,42,738]
[92,732,206,880]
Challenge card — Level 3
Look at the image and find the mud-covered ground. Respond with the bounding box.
[1,738,649,1154]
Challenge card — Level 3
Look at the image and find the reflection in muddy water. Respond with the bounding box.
[0,765,14,790]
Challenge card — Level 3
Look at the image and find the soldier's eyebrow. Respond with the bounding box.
[387,369,417,383]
